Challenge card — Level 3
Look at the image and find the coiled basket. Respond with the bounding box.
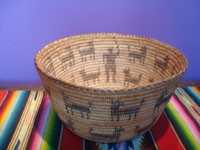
[34,33,187,142]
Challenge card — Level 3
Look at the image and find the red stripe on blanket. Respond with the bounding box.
[0,91,7,105]
[191,105,200,117]
[151,113,184,150]
[60,126,82,150]
[0,91,14,115]
[196,86,200,91]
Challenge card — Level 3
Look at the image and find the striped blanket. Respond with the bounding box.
[0,87,199,150]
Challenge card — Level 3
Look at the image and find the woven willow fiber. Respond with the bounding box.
[34,33,188,142]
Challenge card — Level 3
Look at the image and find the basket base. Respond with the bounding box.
[61,119,148,143]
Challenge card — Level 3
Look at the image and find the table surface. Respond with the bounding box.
[0,82,199,150]
[1,81,200,90]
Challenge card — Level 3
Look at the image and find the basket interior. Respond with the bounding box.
[35,34,187,90]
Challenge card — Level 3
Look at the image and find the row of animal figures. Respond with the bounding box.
[64,116,159,141]
[89,114,158,141]
[79,67,142,87]
[89,126,124,141]
[60,89,171,121]
[56,42,170,75]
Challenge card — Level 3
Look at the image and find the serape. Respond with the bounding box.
[0,86,199,150]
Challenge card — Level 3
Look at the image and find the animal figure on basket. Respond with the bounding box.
[89,126,124,141]
[79,41,95,62]
[103,48,119,83]
[60,47,75,70]
[135,116,158,136]
[154,90,172,112]
[154,53,169,74]
[128,46,147,65]
[62,92,92,119]
[69,74,75,83]
[45,59,56,76]
[80,68,100,85]
[171,65,177,76]
[149,77,154,83]
[123,68,142,87]
[65,118,75,132]
[111,99,145,121]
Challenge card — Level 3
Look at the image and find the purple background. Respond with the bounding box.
[0,0,200,84]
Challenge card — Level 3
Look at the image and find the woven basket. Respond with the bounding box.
[34,33,187,142]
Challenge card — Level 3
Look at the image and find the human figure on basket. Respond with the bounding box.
[103,48,119,83]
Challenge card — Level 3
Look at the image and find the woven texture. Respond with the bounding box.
[34,33,188,142]
[0,87,199,149]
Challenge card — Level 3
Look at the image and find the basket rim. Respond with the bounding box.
[34,33,188,92]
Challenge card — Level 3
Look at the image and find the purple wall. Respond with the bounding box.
[1,0,200,84]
